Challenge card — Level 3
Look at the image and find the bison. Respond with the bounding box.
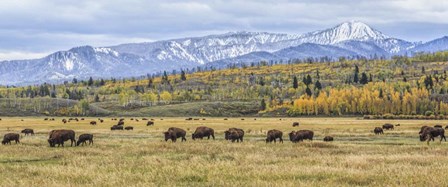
[111,125,124,130]
[125,126,134,130]
[147,121,154,126]
[224,128,244,142]
[289,130,314,143]
[21,128,34,136]
[48,129,76,147]
[76,134,93,146]
[323,136,334,142]
[445,125,448,130]
[62,119,67,124]
[420,126,446,144]
[90,121,97,125]
[192,126,215,140]
[2,133,20,145]
[266,129,283,143]
[164,127,187,142]
[434,125,443,128]
[374,127,384,135]
[292,122,299,127]
[382,123,394,130]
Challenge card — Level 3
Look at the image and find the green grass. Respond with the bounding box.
[0,117,448,186]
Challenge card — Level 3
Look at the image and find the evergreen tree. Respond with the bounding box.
[360,72,368,84]
[315,80,322,90]
[293,76,299,89]
[305,86,312,96]
[180,70,187,81]
[88,77,94,86]
[354,65,359,83]
[260,98,266,111]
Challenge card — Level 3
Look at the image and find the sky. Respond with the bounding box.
[0,0,448,61]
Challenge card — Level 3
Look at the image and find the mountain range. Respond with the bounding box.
[0,21,447,85]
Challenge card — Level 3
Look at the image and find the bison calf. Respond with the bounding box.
[77,134,93,146]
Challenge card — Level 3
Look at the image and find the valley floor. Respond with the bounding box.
[0,117,447,186]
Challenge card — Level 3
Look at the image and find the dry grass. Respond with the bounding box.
[0,117,447,186]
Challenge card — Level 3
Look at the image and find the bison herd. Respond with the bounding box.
[2,118,448,147]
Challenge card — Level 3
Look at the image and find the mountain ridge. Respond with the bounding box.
[0,21,446,85]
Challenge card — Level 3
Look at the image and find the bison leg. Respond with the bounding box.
[279,137,283,143]
[90,139,93,145]
[182,137,187,142]
[211,133,215,140]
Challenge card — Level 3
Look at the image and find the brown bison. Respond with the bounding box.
[434,125,443,128]
[76,134,93,146]
[125,126,134,130]
[111,125,124,130]
[147,121,154,126]
[289,130,314,143]
[164,127,187,142]
[419,126,429,134]
[445,125,448,130]
[142,118,148,121]
[21,129,34,136]
[117,121,125,126]
[2,133,20,145]
[374,127,383,135]
[186,118,193,121]
[62,119,67,124]
[292,122,299,127]
[420,126,446,144]
[323,136,334,142]
[224,128,244,142]
[44,118,48,121]
[48,130,76,147]
[90,121,97,125]
[382,123,394,130]
[99,119,104,123]
[266,129,283,143]
[192,126,215,140]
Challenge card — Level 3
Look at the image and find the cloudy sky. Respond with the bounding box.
[0,0,447,60]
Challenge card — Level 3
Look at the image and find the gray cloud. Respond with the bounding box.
[0,0,447,60]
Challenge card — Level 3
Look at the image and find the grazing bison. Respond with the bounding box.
[62,119,67,124]
[374,127,384,135]
[192,126,215,140]
[445,125,448,130]
[142,118,148,121]
[111,125,124,130]
[135,119,139,122]
[90,121,97,125]
[292,122,299,127]
[2,133,20,145]
[224,128,244,142]
[99,119,104,123]
[266,129,283,143]
[147,121,154,126]
[76,134,93,146]
[48,130,76,147]
[117,121,125,126]
[224,118,228,120]
[420,126,446,144]
[164,127,187,142]
[323,136,334,142]
[289,130,314,143]
[382,123,394,130]
[395,124,400,127]
[21,128,34,136]
[81,118,85,121]
[125,126,134,130]
[434,125,443,128]
[44,118,48,121]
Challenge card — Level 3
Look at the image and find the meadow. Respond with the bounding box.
[0,117,448,186]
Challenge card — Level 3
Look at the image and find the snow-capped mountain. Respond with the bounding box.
[0,21,445,85]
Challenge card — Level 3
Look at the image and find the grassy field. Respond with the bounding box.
[0,117,447,186]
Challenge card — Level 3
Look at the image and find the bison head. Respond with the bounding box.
[163,132,172,141]
[1,140,7,145]
[48,139,56,147]
[419,134,428,142]
[191,133,196,140]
